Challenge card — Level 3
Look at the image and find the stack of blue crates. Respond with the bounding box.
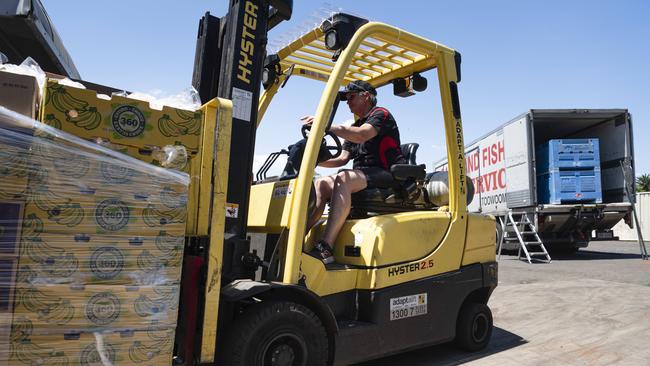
[536,138,602,204]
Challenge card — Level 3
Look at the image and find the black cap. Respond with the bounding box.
[339,80,377,100]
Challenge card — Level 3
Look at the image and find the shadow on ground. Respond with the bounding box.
[550,250,643,261]
[355,327,526,366]
[499,249,643,261]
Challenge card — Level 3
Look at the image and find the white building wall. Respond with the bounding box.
[612,192,650,240]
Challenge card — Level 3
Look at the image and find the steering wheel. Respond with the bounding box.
[301,124,343,160]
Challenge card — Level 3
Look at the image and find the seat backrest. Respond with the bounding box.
[400,143,419,165]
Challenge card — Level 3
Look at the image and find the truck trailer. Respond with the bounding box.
[434,109,635,251]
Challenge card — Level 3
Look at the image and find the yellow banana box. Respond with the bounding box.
[28,141,189,198]
[21,196,187,237]
[107,143,195,174]
[5,320,174,365]
[15,231,183,286]
[40,79,204,152]
[11,283,180,333]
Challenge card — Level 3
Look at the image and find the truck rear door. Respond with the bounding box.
[503,113,536,208]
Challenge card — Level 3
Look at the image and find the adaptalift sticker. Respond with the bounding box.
[390,293,427,321]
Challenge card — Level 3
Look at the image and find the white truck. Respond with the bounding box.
[434,109,635,251]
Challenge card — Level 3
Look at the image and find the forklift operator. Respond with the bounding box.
[296,80,406,264]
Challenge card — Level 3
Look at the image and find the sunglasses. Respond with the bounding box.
[345,92,363,101]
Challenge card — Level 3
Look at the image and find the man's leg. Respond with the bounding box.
[322,170,368,246]
[307,175,335,230]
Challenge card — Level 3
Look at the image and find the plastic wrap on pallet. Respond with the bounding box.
[0,107,189,365]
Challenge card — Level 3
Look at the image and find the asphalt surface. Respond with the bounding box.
[359,240,650,366]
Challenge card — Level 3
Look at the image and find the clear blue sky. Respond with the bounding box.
[41,0,650,176]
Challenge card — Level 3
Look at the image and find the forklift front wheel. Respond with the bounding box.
[455,302,493,352]
[225,301,329,366]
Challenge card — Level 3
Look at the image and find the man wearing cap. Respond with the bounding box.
[301,80,406,264]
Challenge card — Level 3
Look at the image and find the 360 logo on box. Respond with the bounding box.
[112,105,145,137]
[95,198,130,231]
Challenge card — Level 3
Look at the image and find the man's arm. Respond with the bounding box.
[330,123,377,144]
[318,149,351,168]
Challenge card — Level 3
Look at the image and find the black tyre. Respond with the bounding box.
[225,301,329,366]
[455,302,493,352]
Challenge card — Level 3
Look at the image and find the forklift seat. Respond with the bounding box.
[351,143,426,213]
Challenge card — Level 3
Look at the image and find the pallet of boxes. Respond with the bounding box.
[0,69,216,365]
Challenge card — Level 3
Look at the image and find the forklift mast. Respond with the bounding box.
[175,1,291,364]
[193,0,292,283]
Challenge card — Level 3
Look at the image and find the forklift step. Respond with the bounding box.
[337,319,375,330]
[325,262,354,271]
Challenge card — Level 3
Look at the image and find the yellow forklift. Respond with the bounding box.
[173,3,498,366]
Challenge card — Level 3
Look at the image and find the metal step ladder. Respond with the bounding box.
[498,211,551,263]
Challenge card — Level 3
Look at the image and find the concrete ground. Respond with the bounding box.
[361,240,650,365]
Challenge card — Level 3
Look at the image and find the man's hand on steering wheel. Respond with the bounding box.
[300,117,342,160]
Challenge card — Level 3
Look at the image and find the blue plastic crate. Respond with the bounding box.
[537,168,602,204]
[536,138,600,174]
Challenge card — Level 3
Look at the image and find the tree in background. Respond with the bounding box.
[636,174,650,192]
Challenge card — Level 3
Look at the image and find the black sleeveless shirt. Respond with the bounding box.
[342,106,406,169]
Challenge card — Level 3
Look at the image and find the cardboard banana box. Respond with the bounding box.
[4,318,174,365]
[15,231,183,286]
[40,80,204,152]
[28,141,189,200]
[21,196,187,237]
[11,283,180,333]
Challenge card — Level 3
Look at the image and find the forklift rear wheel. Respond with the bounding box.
[455,302,493,352]
[226,301,328,366]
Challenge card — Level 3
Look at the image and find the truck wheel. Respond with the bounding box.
[455,303,493,352]
[225,301,328,366]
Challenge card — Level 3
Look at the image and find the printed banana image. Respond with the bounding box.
[36,298,75,325]
[28,186,85,227]
[142,204,186,227]
[137,250,163,272]
[66,106,102,130]
[22,237,65,263]
[152,286,179,309]
[10,316,33,343]
[31,185,69,210]
[155,231,183,267]
[47,84,88,112]
[41,253,79,278]
[10,334,62,365]
[175,109,201,121]
[147,326,174,343]
[47,203,84,227]
[43,113,62,129]
[21,242,79,279]
[159,186,188,209]
[53,153,90,179]
[11,343,69,366]
[17,286,76,326]
[0,149,30,178]
[133,293,168,318]
[145,327,174,352]
[16,265,37,284]
[22,214,44,239]
[178,112,203,136]
[129,340,159,362]
[158,114,188,137]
